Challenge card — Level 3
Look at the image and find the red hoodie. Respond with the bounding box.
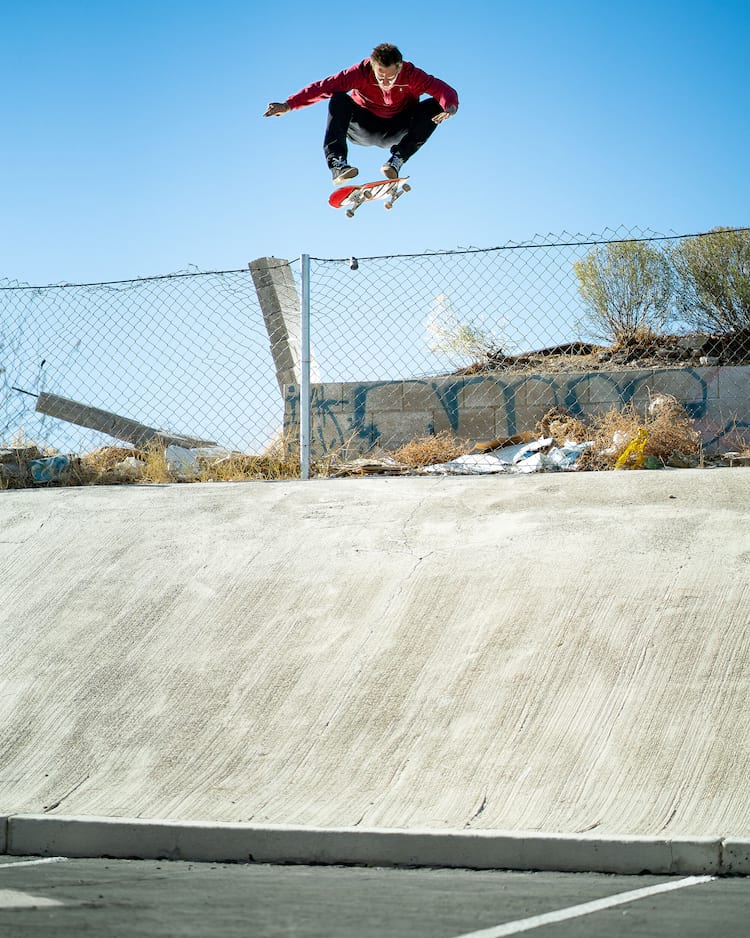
[285,59,459,120]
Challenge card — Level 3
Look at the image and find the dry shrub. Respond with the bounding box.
[81,446,143,471]
[198,433,301,482]
[76,446,147,484]
[534,408,590,445]
[208,451,300,482]
[392,430,471,467]
[534,394,701,470]
[134,445,169,483]
[643,393,701,459]
[582,405,645,470]
[581,393,701,469]
[712,416,750,455]
[45,435,304,486]
[77,443,166,484]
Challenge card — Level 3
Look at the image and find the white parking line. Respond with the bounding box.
[0,857,68,871]
[0,857,70,909]
[451,875,716,938]
[0,888,65,909]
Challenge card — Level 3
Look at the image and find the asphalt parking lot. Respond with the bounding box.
[1,855,747,937]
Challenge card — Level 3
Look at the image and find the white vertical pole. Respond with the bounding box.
[300,253,311,480]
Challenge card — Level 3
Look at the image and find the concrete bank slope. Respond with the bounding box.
[1,471,749,843]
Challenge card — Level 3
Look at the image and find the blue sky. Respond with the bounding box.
[2,0,748,285]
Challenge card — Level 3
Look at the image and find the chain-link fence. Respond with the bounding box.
[1,267,287,458]
[2,226,750,482]
[301,226,750,463]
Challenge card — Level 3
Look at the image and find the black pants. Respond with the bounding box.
[324,92,443,166]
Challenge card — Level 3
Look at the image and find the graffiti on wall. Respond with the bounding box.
[285,367,750,454]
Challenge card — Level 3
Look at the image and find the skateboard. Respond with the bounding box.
[329,177,411,218]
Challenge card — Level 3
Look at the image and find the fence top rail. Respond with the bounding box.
[310,225,750,263]
[2,226,748,289]
[0,267,255,292]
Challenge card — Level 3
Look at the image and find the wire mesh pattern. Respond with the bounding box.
[1,267,289,456]
[308,226,750,382]
[2,227,749,471]
[309,242,585,383]
[304,226,750,457]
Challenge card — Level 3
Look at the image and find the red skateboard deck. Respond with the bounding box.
[329,177,411,217]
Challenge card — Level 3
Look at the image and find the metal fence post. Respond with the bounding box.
[300,254,311,480]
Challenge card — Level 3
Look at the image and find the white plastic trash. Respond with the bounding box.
[165,446,201,479]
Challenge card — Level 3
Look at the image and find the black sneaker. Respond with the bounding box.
[330,158,358,185]
[381,153,405,179]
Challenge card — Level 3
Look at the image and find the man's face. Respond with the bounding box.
[371,59,402,88]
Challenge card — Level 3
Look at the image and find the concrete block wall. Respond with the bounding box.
[284,365,750,458]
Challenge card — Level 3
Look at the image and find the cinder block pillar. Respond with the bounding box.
[250,257,319,394]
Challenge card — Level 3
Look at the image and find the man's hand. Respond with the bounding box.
[433,106,457,124]
[264,102,291,117]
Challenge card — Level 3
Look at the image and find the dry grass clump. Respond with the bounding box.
[581,406,647,470]
[165,434,301,483]
[208,449,300,482]
[537,393,702,470]
[81,446,144,472]
[69,440,303,485]
[142,445,173,483]
[76,446,147,483]
[642,393,702,458]
[391,430,472,467]
[534,408,590,446]
[73,444,186,484]
[2,390,707,485]
[2,433,307,487]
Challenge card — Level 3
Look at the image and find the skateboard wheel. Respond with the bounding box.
[363,191,374,199]
[402,183,411,192]
[385,202,393,210]
[346,209,355,218]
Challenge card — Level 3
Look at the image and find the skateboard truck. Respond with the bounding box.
[345,181,411,218]
[329,178,412,218]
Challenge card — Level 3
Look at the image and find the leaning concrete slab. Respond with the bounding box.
[249,257,319,394]
[35,392,217,448]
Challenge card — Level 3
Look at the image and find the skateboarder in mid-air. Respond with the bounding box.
[264,43,459,185]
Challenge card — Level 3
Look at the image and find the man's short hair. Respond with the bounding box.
[371,43,403,67]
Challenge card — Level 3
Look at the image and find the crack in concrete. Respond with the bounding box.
[43,776,90,814]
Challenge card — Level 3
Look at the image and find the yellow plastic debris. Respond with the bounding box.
[614,427,649,469]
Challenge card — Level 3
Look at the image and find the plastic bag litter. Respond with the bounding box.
[115,455,147,478]
[544,441,593,469]
[614,428,649,469]
[420,437,562,475]
[165,445,201,479]
[419,452,513,475]
[165,445,230,479]
[507,439,592,472]
[419,438,594,475]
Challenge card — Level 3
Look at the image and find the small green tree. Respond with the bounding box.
[671,227,750,333]
[573,240,674,345]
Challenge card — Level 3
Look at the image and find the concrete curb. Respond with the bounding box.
[4,815,746,875]
[723,840,750,875]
